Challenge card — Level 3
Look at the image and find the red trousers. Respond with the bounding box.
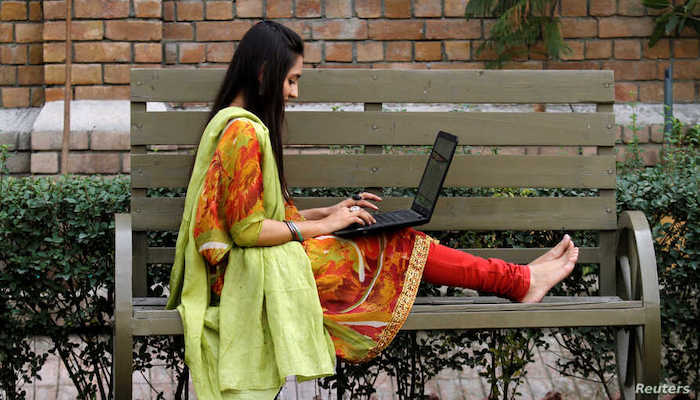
[422,242,531,302]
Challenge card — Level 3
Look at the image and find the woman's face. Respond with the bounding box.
[283,55,303,103]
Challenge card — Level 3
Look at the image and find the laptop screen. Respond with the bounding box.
[412,132,457,216]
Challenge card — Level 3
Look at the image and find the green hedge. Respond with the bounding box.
[0,117,696,399]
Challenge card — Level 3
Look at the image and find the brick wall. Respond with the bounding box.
[0,0,44,107]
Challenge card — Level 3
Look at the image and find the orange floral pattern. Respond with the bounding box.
[193,118,434,363]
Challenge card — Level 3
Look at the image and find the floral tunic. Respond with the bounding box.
[194,117,437,363]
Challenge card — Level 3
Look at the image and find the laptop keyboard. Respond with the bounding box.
[346,209,420,230]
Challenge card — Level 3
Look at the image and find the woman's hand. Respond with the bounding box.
[327,192,382,216]
[320,204,376,233]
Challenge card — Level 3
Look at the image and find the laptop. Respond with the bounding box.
[333,131,458,237]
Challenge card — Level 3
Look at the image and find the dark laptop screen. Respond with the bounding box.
[412,133,457,215]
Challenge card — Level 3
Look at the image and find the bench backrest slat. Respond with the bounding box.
[131,69,614,104]
[132,111,616,146]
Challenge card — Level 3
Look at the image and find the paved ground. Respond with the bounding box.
[14,335,618,400]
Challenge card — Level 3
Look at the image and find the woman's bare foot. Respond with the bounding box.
[529,234,571,265]
[520,241,579,303]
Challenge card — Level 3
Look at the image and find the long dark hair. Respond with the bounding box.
[207,21,303,202]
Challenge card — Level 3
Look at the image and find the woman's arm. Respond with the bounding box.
[298,207,330,220]
[254,205,375,247]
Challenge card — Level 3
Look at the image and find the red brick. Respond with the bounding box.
[325,42,352,62]
[164,42,177,64]
[599,17,654,38]
[614,39,641,59]
[429,61,486,69]
[296,0,321,17]
[179,42,205,63]
[104,64,130,84]
[90,131,129,150]
[0,66,15,84]
[372,62,428,69]
[313,19,367,40]
[444,0,467,17]
[324,0,352,18]
[206,42,234,62]
[673,81,695,102]
[122,153,130,173]
[74,85,129,100]
[205,2,232,20]
[163,22,194,40]
[0,23,12,42]
[17,65,42,85]
[546,61,600,70]
[602,61,658,80]
[44,21,104,41]
[29,2,42,21]
[31,152,59,174]
[280,20,311,40]
[134,0,161,18]
[163,1,175,21]
[30,86,43,106]
[615,82,638,102]
[585,40,612,59]
[622,126,649,143]
[357,41,383,62]
[561,0,587,16]
[560,40,584,60]
[66,152,121,173]
[500,60,544,70]
[385,0,411,18]
[472,41,499,61]
[15,23,41,43]
[369,20,422,40]
[2,87,30,108]
[196,21,254,41]
[415,0,442,17]
[673,60,700,79]
[266,0,292,17]
[618,0,645,16]
[528,41,548,60]
[74,42,131,62]
[425,19,480,39]
[355,0,381,18]
[414,41,441,61]
[43,1,65,19]
[74,0,129,19]
[44,87,65,102]
[1,2,27,21]
[235,0,262,17]
[43,42,65,62]
[561,18,597,38]
[177,2,203,21]
[444,40,469,60]
[649,125,664,143]
[674,39,699,58]
[134,43,162,63]
[386,41,411,61]
[643,39,670,59]
[45,64,102,84]
[28,43,41,64]
[1,44,27,64]
[303,41,321,63]
[106,20,162,41]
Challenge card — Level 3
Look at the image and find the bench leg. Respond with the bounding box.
[113,326,133,400]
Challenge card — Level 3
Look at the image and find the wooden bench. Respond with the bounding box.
[114,68,661,400]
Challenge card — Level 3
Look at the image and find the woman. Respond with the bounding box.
[166,20,579,400]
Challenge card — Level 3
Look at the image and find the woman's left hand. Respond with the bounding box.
[327,192,382,216]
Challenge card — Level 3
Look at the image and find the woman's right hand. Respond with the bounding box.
[320,205,376,234]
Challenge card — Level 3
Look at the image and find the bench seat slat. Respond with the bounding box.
[131,154,616,189]
[131,111,615,147]
[130,297,645,335]
[131,69,614,104]
[132,196,617,231]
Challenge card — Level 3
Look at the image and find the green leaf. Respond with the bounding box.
[665,13,680,34]
[642,0,671,9]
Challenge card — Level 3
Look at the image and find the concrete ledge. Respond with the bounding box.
[0,107,41,150]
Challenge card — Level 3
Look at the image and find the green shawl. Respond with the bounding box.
[166,107,336,399]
